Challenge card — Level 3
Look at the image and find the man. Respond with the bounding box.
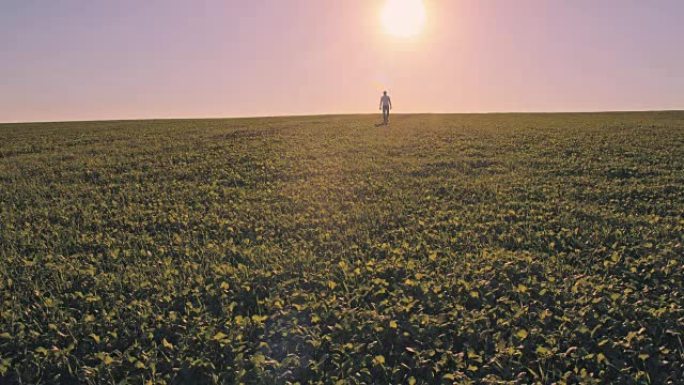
[379,91,392,125]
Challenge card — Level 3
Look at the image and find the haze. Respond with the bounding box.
[1,0,683,123]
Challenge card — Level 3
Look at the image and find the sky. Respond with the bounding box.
[1,0,683,123]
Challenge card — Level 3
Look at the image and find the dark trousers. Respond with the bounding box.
[382,106,390,123]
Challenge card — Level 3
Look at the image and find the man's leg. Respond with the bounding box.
[383,107,389,124]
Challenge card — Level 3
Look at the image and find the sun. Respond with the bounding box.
[381,0,427,38]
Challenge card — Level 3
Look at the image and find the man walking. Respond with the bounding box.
[379,91,392,125]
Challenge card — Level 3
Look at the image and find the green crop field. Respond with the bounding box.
[1,112,683,384]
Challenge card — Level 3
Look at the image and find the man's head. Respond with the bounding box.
[383,91,387,95]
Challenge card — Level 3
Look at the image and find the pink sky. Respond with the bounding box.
[1,0,683,122]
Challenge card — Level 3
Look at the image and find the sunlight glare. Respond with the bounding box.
[381,0,427,38]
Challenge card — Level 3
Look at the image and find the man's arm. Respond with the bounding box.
[389,97,392,109]
[379,98,383,110]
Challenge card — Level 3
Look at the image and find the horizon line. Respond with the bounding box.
[1,109,683,125]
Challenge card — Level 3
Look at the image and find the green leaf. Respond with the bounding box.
[597,353,607,363]
[90,333,101,344]
[162,338,174,350]
[535,346,551,356]
[212,331,228,341]
[101,354,114,365]
[34,347,49,355]
[515,329,529,340]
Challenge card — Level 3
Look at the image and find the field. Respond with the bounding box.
[1,112,683,384]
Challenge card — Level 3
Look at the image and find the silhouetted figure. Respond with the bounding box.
[379,91,392,125]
